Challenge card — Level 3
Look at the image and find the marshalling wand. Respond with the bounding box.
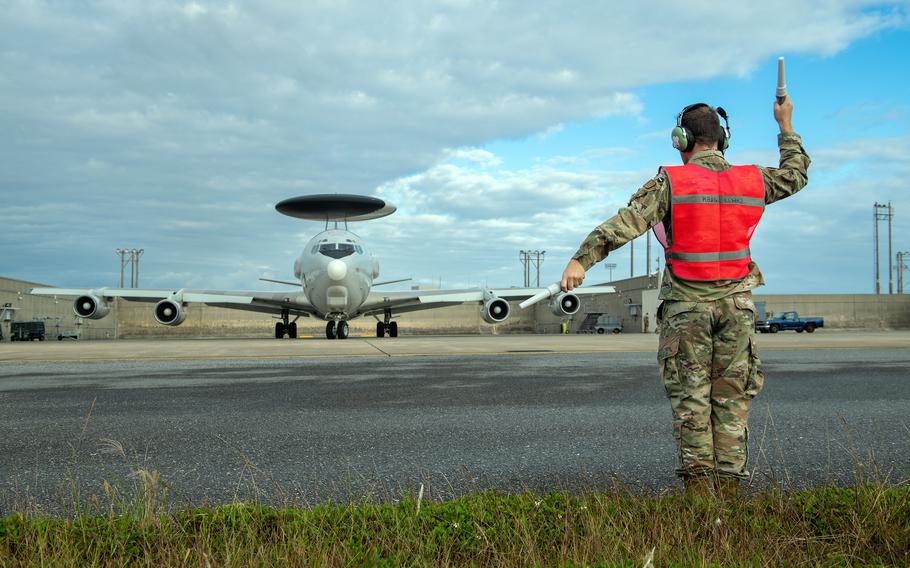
[519,283,562,309]
[777,56,787,104]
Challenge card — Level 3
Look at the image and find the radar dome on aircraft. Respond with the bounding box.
[275,194,396,221]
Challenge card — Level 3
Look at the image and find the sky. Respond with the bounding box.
[2,1,909,294]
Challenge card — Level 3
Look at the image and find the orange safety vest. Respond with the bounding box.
[652,164,765,281]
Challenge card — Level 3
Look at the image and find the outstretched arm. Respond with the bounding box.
[561,176,669,291]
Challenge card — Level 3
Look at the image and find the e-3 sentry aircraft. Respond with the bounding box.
[31,195,614,339]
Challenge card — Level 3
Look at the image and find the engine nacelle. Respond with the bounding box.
[73,295,111,320]
[481,297,510,324]
[549,292,580,317]
[154,299,187,326]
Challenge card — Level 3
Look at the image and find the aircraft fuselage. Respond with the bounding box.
[294,229,377,320]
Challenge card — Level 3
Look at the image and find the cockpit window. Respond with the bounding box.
[355,245,363,254]
[319,243,355,259]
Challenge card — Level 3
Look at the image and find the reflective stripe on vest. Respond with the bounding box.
[672,194,765,208]
[655,164,765,281]
[666,248,751,262]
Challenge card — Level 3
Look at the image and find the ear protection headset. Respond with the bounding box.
[671,103,731,152]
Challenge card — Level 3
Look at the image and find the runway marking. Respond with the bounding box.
[363,340,392,357]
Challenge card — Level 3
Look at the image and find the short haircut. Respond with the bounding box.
[681,104,721,147]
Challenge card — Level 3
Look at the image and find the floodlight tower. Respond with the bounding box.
[604,262,617,282]
[131,249,144,288]
[519,250,530,287]
[873,202,894,294]
[898,251,910,294]
[115,248,130,287]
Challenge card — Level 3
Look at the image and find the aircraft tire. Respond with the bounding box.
[325,321,336,340]
[389,321,398,338]
[288,322,297,339]
[275,322,285,339]
[376,321,385,338]
[336,321,349,339]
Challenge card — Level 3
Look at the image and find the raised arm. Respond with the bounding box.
[763,97,811,205]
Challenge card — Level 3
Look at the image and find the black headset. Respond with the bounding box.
[671,103,730,152]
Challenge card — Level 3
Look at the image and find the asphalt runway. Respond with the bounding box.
[1,336,908,511]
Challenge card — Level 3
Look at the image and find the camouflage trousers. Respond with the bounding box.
[657,292,764,480]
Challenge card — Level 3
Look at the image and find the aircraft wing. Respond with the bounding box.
[358,285,615,317]
[29,287,318,317]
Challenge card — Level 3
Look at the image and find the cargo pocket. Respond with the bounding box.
[658,334,679,364]
[744,335,764,399]
[658,334,680,396]
[663,301,700,321]
[733,293,757,328]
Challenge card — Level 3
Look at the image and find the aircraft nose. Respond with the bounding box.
[327,259,347,281]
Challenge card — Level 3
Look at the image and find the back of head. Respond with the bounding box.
[681,103,721,148]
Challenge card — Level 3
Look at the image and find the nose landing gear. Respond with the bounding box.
[326,320,349,339]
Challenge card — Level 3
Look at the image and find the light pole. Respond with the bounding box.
[519,251,529,287]
[646,232,651,276]
[604,262,617,282]
[873,202,894,294]
[115,248,130,288]
[898,251,910,294]
[131,249,144,288]
[531,250,545,287]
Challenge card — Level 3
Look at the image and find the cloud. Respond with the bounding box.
[364,133,910,292]
[0,1,905,290]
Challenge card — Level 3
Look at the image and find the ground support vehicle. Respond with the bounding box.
[577,313,623,334]
[10,321,46,341]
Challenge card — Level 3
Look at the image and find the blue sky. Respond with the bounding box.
[2,1,909,294]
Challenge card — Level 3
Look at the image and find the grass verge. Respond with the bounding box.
[1,483,907,567]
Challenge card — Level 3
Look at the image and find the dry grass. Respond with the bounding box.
[1,480,907,567]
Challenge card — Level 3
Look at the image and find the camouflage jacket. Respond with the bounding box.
[572,132,811,301]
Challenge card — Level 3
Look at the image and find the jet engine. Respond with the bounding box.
[481,297,510,324]
[154,299,187,326]
[73,294,111,320]
[549,292,580,317]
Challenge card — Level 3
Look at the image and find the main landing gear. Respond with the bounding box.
[326,320,349,340]
[275,309,298,339]
[375,308,398,338]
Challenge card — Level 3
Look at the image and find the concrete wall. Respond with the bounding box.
[753,294,910,329]
[582,274,910,332]
[4,273,910,339]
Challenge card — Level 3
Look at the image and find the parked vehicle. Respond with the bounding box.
[56,330,81,340]
[10,320,46,341]
[577,312,623,334]
[757,311,824,333]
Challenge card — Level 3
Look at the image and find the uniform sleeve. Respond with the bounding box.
[571,175,670,270]
[761,132,811,205]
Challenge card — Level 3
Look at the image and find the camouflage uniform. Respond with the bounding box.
[573,133,810,480]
